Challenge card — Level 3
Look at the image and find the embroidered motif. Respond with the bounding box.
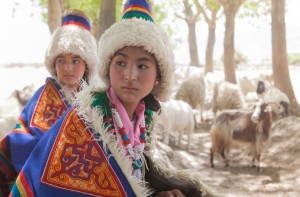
[31,80,68,131]
[42,109,127,197]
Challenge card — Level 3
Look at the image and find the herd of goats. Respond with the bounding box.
[157,66,289,170]
[0,66,291,170]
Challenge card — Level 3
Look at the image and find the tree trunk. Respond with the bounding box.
[271,0,300,115]
[205,21,216,74]
[220,0,244,84]
[194,0,219,73]
[188,22,200,66]
[47,0,63,34]
[96,0,116,41]
[223,8,236,83]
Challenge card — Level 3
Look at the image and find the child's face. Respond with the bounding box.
[109,46,158,106]
[55,53,87,89]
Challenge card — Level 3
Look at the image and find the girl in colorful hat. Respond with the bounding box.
[0,9,98,196]
[9,1,217,196]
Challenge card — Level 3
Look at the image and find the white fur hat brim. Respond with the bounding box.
[45,25,98,83]
[98,18,175,101]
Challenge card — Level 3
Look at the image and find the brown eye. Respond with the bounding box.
[56,58,65,65]
[116,61,125,67]
[138,64,148,69]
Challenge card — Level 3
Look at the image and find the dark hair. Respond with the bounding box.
[143,93,161,113]
[82,73,88,84]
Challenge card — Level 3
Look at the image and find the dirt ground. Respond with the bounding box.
[154,115,300,197]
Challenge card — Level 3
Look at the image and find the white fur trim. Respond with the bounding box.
[73,83,218,196]
[45,25,98,83]
[73,83,152,196]
[98,18,175,101]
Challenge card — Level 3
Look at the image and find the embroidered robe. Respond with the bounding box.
[9,87,218,197]
[0,77,70,194]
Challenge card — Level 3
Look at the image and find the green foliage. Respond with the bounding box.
[116,0,123,21]
[31,0,123,25]
[288,53,300,66]
[234,50,248,65]
[31,0,47,23]
[205,0,221,12]
[66,0,100,24]
[152,1,176,38]
[239,0,271,18]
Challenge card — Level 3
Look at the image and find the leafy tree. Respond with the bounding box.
[175,0,201,66]
[31,0,123,39]
[239,0,271,18]
[194,0,222,73]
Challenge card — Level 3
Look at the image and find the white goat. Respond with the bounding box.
[175,75,206,122]
[0,84,35,118]
[158,99,195,151]
[212,81,246,117]
[238,76,257,96]
[0,84,35,137]
[263,87,290,117]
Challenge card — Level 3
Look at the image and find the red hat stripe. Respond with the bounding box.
[62,21,90,31]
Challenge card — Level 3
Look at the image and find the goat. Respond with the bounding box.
[175,75,205,122]
[256,80,290,118]
[209,100,275,169]
[158,99,195,151]
[212,81,246,117]
[256,80,266,97]
[238,76,257,96]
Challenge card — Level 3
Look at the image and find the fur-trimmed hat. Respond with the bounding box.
[45,9,98,83]
[98,0,175,101]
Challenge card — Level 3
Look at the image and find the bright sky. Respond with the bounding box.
[0,0,50,65]
[0,0,299,66]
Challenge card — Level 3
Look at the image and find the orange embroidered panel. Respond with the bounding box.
[30,80,68,132]
[42,109,127,197]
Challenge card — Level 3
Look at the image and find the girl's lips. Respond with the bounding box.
[122,86,138,91]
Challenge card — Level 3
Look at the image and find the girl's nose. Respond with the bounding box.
[124,66,137,81]
[64,63,73,70]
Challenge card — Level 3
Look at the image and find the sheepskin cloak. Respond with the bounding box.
[0,78,70,192]
[9,86,218,197]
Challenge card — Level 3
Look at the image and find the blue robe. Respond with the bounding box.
[10,91,150,197]
[9,88,217,197]
[0,77,70,194]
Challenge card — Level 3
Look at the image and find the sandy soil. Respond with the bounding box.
[154,114,300,197]
[152,65,300,197]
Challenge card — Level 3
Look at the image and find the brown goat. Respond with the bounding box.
[209,101,273,169]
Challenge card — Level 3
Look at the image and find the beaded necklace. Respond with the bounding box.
[110,104,147,146]
[110,104,146,172]
[91,91,153,178]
